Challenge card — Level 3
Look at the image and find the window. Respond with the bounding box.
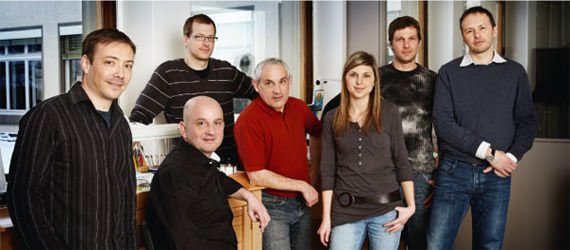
[0,32,43,115]
[60,24,83,92]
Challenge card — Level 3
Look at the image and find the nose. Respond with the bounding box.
[114,65,125,79]
[205,124,216,135]
[272,84,282,94]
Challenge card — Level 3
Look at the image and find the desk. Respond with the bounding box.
[136,172,264,250]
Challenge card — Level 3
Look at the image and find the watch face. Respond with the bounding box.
[486,154,494,162]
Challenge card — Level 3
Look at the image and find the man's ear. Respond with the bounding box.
[252,79,260,93]
[80,55,90,74]
[179,121,187,141]
[183,34,190,48]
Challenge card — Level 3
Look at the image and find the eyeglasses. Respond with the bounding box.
[192,35,218,43]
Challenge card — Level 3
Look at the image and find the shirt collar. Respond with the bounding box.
[68,81,124,127]
[254,97,289,116]
[460,51,507,67]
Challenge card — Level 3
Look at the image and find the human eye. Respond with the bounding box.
[214,120,224,127]
[125,63,133,69]
[194,35,205,41]
[196,121,206,127]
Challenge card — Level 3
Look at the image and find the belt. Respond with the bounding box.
[336,190,401,208]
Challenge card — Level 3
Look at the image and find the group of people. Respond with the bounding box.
[7,5,536,250]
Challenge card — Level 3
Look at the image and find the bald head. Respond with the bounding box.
[180,96,225,157]
[183,96,223,122]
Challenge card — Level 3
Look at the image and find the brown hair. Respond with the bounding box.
[183,14,217,36]
[388,16,422,42]
[82,28,136,63]
[460,6,496,31]
[333,51,382,137]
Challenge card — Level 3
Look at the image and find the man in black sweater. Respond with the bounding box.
[129,14,257,166]
[428,6,536,250]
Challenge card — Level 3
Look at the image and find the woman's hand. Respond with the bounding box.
[317,217,332,246]
[384,206,415,233]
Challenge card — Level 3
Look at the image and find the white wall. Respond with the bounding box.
[427,1,465,72]
[313,1,346,107]
[116,1,190,116]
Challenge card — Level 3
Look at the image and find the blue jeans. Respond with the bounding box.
[262,192,311,250]
[427,157,511,250]
[403,173,433,250]
[330,210,401,250]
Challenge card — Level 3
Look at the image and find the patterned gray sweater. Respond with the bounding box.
[381,63,437,174]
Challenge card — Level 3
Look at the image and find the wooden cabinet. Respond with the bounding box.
[228,173,264,250]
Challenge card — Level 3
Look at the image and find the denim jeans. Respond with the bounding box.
[330,210,401,250]
[403,173,433,250]
[262,192,311,250]
[427,157,511,250]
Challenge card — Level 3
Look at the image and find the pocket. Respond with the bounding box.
[262,193,286,207]
[438,158,457,174]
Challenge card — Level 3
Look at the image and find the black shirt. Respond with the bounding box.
[7,82,136,249]
[146,140,242,249]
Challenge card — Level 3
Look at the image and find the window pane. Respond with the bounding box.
[0,46,5,55]
[28,60,42,107]
[70,59,81,83]
[9,61,26,110]
[28,44,42,53]
[8,44,25,55]
[0,62,5,109]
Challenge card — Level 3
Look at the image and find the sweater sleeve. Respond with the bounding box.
[433,65,484,156]
[319,111,336,191]
[508,66,537,160]
[129,64,172,124]
[7,107,67,249]
[231,66,257,100]
[387,103,413,182]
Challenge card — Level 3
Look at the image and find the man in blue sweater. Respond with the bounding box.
[428,6,536,250]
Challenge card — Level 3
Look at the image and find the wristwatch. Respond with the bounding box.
[486,148,496,162]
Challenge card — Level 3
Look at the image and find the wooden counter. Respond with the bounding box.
[0,206,12,250]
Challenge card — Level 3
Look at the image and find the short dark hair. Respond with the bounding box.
[82,28,136,63]
[460,6,496,31]
[183,14,217,37]
[388,16,421,42]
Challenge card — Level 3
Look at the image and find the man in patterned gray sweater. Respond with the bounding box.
[130,14,256,166]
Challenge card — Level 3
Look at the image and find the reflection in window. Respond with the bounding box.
[530,2,569,139]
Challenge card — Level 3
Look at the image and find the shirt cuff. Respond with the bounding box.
[476,141,491,160]
[506,153,518,163]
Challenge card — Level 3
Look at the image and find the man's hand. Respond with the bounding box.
[423,178,436,208]
[483,150,517,177]
[245,195,271,232]
[301,183,319,207]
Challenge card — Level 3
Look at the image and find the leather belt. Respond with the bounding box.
[336,190,401,208]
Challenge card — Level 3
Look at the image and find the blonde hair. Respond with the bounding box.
[333,51,383,137]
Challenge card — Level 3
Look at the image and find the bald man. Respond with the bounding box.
[146,96,270,249]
